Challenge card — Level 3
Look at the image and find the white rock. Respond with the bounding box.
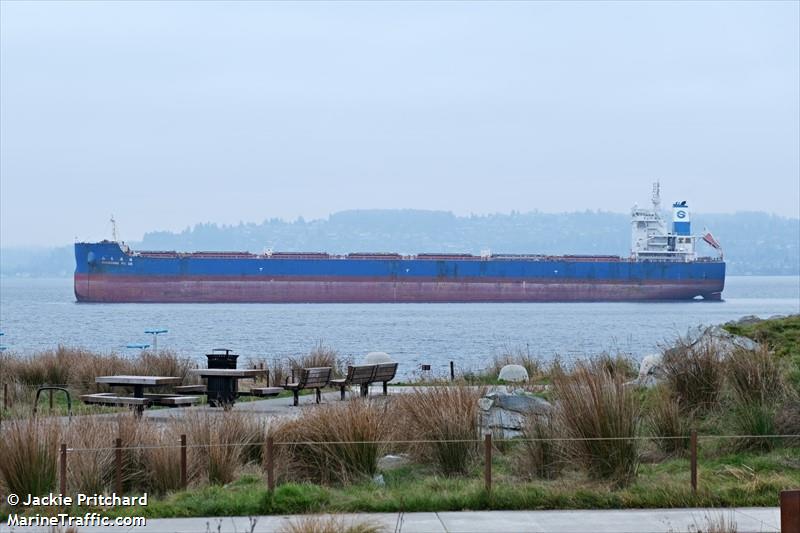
[364,351,393,364]
[625,353,664,388]
[498,364,529,382]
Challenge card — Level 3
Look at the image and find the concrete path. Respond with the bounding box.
[3,508,780,533]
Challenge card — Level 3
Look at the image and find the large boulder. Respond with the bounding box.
[676,325,760,357]
[364,351,393,364]
[479,387,552,439]
[498,364,529,382]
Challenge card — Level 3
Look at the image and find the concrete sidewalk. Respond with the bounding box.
[7,507,778,533]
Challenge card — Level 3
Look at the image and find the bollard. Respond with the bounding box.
[115,438,123,494]
[180,434,187,489]
[690,429,697,493]
[450,361,455,381]
[781,490,800,533]
[59,444,67,495]
[49,389,54,411]
[484,433,492,494]
[266,436,275,492]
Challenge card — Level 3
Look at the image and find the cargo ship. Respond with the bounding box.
[74,185,725,303]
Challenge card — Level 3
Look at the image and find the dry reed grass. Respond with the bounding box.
[288,342,351,378]
[0,346,198,393]
[393,386,485,475]
[553,364,640,486]
[275,399,392,484]
[662,335,724,413]
[647,386,690,457]
[0,418,60,497]
[178,412,266,485]
[516,413,564,480]
[278,515,384,533]
[726,346,789,405]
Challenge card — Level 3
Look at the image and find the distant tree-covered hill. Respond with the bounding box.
[2,210,798,276]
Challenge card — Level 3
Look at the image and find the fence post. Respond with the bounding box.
[484,433,492,494]
[3,382,8,410]
[450,361,455,381]
[781,490,800,533]
[49,389,54,411]
[690,429,698,494]
[115,438,123,494]
[59,443,67,495]
[180,434,187,489]
[266,436,275,492]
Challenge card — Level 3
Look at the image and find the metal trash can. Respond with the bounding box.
[206,348,239,369]
[205,349,239,406]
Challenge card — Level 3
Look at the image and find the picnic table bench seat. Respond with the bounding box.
[80,393,151,406]
[283,367,332,406]
[331,364,378,400]
[249,387,283,397]
[174,384,207,394]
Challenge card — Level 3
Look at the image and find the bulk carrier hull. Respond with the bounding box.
[73,242,726,303]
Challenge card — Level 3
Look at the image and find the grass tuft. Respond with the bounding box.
[393,386,485,476]
[553,363,640,486]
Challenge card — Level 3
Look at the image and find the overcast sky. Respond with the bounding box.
[1,1,798,246]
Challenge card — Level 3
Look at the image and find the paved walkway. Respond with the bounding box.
[3,508,779,533]
[142,385,406,421]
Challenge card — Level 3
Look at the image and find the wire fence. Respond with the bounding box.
[48,431,800,496]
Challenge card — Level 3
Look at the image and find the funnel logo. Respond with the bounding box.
[676,210,687,219]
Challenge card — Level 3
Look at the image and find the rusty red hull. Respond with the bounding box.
[74,274,723,303]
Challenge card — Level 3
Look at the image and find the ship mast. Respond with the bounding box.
[110,214,118,242]
[651,181,661,211]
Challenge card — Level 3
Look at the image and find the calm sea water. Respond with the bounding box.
[1,276,798,377]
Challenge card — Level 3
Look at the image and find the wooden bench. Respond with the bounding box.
[81,392,199,408]
[282,367,332,406]
[143,393,201,406]
[249,387,282,397]
[370,362,399,395]
[174,384,207,394]
[330,365,377,400]
[80,393,151,407]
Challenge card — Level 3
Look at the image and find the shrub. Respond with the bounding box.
[726,346,788,405]
[662,335,724,413]
[517,413,564,479]
[647,386,690,456]
[276,399,391,484]
[0,418,60,497]
[393,386,485,476]
[553,364,640,486]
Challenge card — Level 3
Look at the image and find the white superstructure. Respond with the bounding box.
[631,183,700,262]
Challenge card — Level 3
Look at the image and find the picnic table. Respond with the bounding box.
[190,368,278,408]
[82,375,197,415]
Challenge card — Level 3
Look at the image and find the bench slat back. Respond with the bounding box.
[372,362,398,382]
[300,367,332,388]
[346,365,377,384]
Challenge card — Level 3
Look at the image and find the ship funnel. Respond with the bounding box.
[672,201,690,236]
